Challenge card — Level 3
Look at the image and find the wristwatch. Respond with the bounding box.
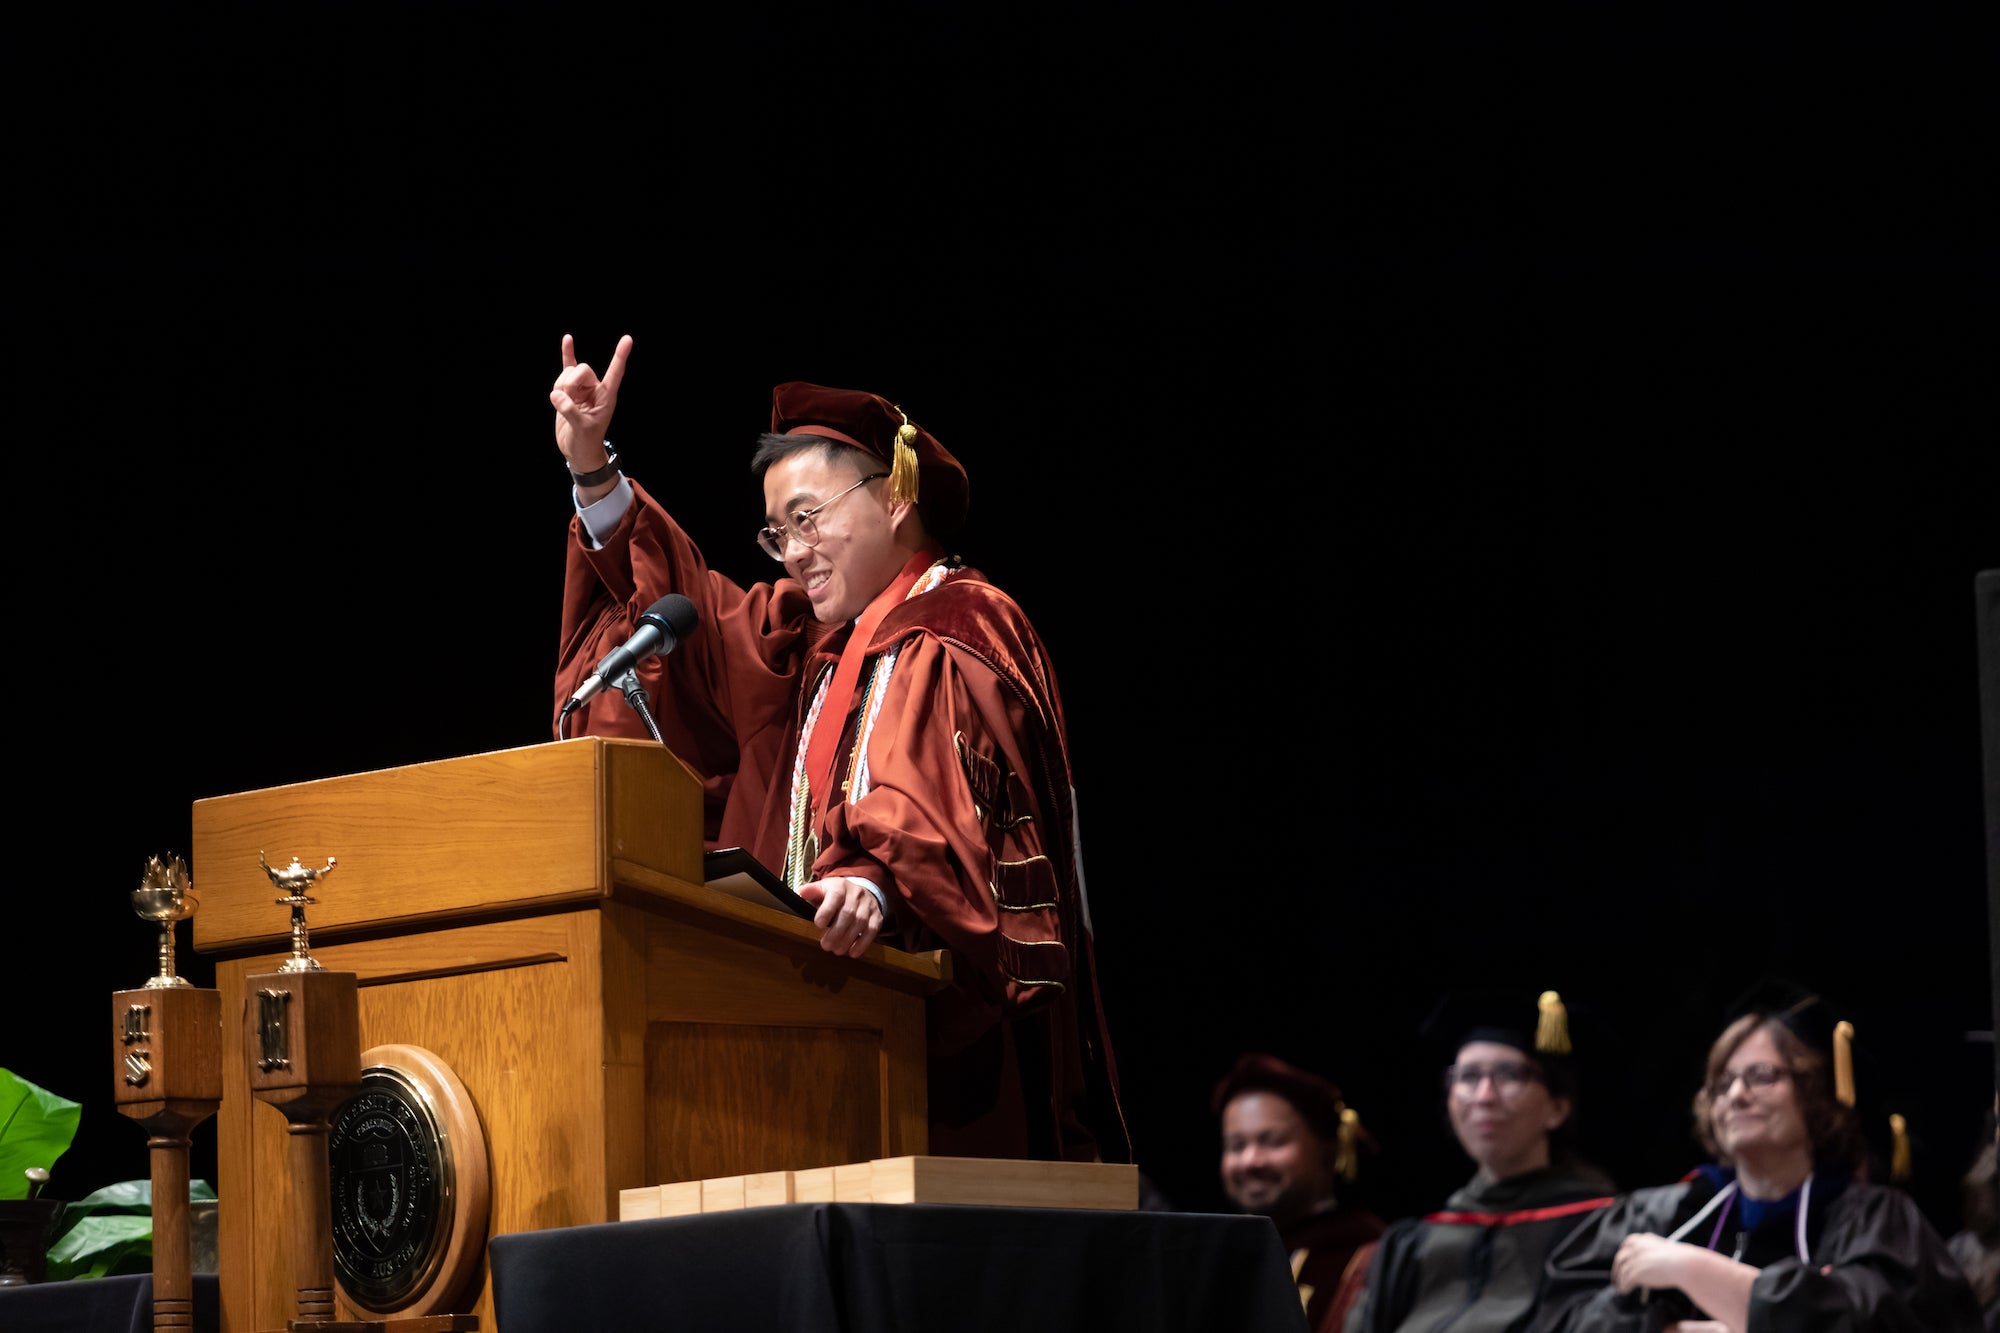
[569,443,621,487]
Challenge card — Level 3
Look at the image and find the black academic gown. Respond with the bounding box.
[1531,1168,1982,1333]
[1346,1163,1617,1333]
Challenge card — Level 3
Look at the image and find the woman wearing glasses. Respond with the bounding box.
[1531,990,1980,1333]
[1343,990,1618,1333]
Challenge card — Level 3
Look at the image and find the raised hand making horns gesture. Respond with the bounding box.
[550,333,633,494]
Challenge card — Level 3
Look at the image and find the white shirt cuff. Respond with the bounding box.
[854,877,892,922]
[576,474,634,549]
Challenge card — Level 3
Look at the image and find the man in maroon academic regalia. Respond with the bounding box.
[1216,1052,1387,1333]
[546,334,1127,1164]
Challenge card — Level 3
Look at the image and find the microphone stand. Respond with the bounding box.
[612,668,665,743]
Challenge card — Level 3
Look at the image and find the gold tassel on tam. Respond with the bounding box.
[1536,991,1573,1055]
[1888,1113,1912,1184]
[888,408,921,507]
[1833,1020,1856,1107]
[1334,1107,1362,1182]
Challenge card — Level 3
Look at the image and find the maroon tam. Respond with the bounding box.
[770,381,970,535]
[1212,1052,1347,1141]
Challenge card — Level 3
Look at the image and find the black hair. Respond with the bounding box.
[750,432,867,479]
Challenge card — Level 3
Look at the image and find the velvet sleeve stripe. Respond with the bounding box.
[992,855,1060,912]
[996,934,1071,990]
[954,731,1007,817]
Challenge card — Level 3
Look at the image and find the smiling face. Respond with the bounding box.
[1445,1040,1572,1184]
[1709,1026,1812,1163]
[1219,1091,1335,1228]
[762,446,909,625]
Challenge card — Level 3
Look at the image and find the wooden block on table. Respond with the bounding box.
[832,1161,874,1202]
[744,1170,795,1209]
[792,1166,835,1203]
[867,1157,1139,1210]
[659,1179,704,1217]
[622,1155,1140,1219]
[618,1185,663,1221]
[701,1174,747,1212]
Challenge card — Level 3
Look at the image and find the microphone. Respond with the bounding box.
[566,594,699,709]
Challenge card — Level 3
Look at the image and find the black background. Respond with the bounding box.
[9,4,1997,1242]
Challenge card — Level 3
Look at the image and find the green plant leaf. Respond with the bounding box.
[47,1179,217,1244]
[69,1178,219,1213]
[76,1179,156,1211]
[0,1068,82,1201]
[45,1213,153,1281]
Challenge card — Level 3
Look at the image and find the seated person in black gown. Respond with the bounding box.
[1344,988,1617,1333]
[1945,1095,2000,1330]
[1532,985,1982,1333]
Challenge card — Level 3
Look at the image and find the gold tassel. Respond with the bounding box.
[888,408,921,507]
[1888,1113,1911,1183]
[1833,1020,1856,1107]
[1334,1106,1362,1182]
[1536,990,1572,1055]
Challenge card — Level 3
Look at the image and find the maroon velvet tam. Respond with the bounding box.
[770,381,970,534]
[1211,1052,1346,1141]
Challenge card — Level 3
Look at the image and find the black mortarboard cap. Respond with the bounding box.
[1720,976,1917,1177]
[1420,987,1598,1101]
[1721,977,1858,1106]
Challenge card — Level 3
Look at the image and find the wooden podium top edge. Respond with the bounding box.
[190,735,654,807]
[190,737,703,954]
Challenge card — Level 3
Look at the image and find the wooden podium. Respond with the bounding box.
[192,737,949,1333]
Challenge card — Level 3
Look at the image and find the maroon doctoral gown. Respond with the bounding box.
[555,478,1128,1164]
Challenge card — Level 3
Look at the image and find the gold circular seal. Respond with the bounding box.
[329,1043,489,1317]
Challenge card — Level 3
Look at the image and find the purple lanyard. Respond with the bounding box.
[1691,1177,1812,1263]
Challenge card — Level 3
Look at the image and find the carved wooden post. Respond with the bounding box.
[244,857,361,1325]
[114,853,222,1333]
[241,854,478,1333]
[245,964,361,1323]
[113,987,222,1329]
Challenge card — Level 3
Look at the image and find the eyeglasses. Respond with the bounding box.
[757,473,889,561]
[1707,1062,1790,1103]
[1444,1061,1544,1095]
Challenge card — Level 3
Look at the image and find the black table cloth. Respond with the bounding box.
[0,1271,220,1333]
[490,1203,1308,1333]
